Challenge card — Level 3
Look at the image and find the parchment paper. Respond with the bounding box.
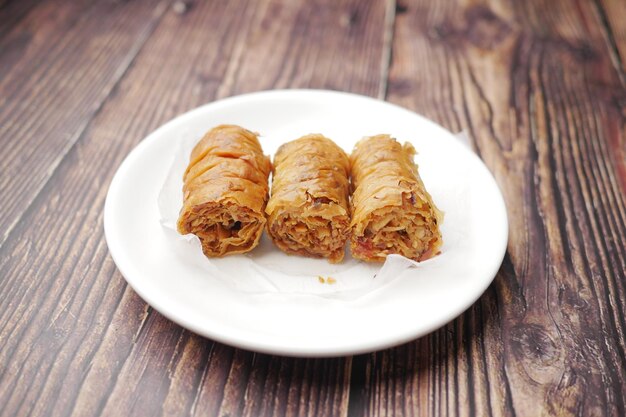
[158,130,474,300]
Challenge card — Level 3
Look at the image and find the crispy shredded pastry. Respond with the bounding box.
[266,134,351,263]
[350,134,443,262]
[177,125,271,257]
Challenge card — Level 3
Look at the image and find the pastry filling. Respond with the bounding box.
[269,211,349,263]
[351,195,440,262]
[180,203,264,257]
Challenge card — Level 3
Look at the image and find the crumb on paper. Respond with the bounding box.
[318,276,325,283]
[327,277,336,285]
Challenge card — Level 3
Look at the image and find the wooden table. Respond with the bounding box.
[1,0,625,415]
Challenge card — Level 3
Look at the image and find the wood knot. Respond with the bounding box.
[430,6,512,50]
[510,323,560,367]
[386,78,416,98]
[464,6,512,50]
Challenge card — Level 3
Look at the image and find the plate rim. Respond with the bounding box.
[104,89,509,357]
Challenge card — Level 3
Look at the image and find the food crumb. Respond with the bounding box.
[318,276,325,283]
[327,277,336,285]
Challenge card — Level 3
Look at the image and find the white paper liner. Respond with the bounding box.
[158,130,474,300]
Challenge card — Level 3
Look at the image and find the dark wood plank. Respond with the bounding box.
[0,0,40,39]
[346,0,626,415]
[0,0,170,246]
[0,0,388,416]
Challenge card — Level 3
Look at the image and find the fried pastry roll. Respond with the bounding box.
[266,134,351,263]
[350,135,443,262]
[177,125,271,257]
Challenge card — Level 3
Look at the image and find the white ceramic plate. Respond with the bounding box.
[104,90,508,357]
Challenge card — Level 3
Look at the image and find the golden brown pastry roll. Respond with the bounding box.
[177,125,271,257]
[350,135,443,262]
[266,134,351,263]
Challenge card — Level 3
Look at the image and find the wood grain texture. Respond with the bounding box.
[350,0,626,415]
[216,0,389,98]
[0,0,169,245]
[0,0,40,39]
[0,0,387,416]
[0,0,624,416]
